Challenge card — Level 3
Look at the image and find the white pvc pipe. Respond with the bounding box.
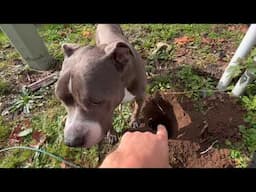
[232,69,256,97]
[217,24,256,90]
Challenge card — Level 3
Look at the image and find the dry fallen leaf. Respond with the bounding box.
[9,124,23,145]
[9,119,33,145]
[227,25,236,31]
[22,119,31,128]
[32,130,43,142]
[82,31,92,38]
[240,26,249,33]
[30,130,47,148]
[202,37,213,44]
[228,25,248,33]
[218,38,226,43]
[174,36,194,45]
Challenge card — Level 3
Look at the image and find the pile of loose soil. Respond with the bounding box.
[139,91,246,168]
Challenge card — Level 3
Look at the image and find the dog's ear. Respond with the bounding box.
[62,43,81,57]
[104,42,134,72]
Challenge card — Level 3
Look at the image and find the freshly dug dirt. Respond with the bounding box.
[139,91,246,168]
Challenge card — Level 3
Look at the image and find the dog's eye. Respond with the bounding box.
[87,98,104,105]
[89,99,104,105]
[82,98,104,107]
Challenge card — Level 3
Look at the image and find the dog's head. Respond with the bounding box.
[55,42,134,148]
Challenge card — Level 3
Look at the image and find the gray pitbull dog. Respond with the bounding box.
[55,24,146,148]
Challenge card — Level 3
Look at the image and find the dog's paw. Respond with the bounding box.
[106,131,119,145]
[130,120,140,129]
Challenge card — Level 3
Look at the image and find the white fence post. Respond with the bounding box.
[217,24,256,91]
[0,24,54,71]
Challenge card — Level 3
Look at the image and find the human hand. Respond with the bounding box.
[99,124,169,168]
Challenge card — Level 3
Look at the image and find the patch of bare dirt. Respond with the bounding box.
[139,91,246,168]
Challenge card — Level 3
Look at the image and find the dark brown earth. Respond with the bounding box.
[139,91,246,168]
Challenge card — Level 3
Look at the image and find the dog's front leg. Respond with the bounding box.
[106,126,119,145]
[130,97,144,129]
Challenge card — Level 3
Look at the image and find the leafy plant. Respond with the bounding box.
[147,75,171,94]
[113,103,131,133]
[176,66,215,99]
[244,111,256,125]
[240,84,256,154]
[227,62,246,80]
[242,96,256,111]
[230,149,248,168]
[236,83,256,165]
[239,124,256,153]
[148,45,173,63]
[228,48,256,79]
[9,87,43,114]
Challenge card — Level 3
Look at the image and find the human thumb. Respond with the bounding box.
[156,124,168,140]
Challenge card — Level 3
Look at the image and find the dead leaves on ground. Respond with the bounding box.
[30,130,47,148]
[9,124,23,145]
[82,31,93,38]
[174,34,228,48]
[228,25,248,33]
[8,118,46,148]
[201,37,226,45]
[174,36,194,46]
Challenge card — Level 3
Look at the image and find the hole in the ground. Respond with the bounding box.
[140,92,178,139]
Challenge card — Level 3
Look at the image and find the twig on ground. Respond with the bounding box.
[200,140,219,155]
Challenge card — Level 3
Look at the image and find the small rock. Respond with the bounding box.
[1,108,9,116]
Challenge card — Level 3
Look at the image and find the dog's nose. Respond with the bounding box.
[64,136,85,147]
